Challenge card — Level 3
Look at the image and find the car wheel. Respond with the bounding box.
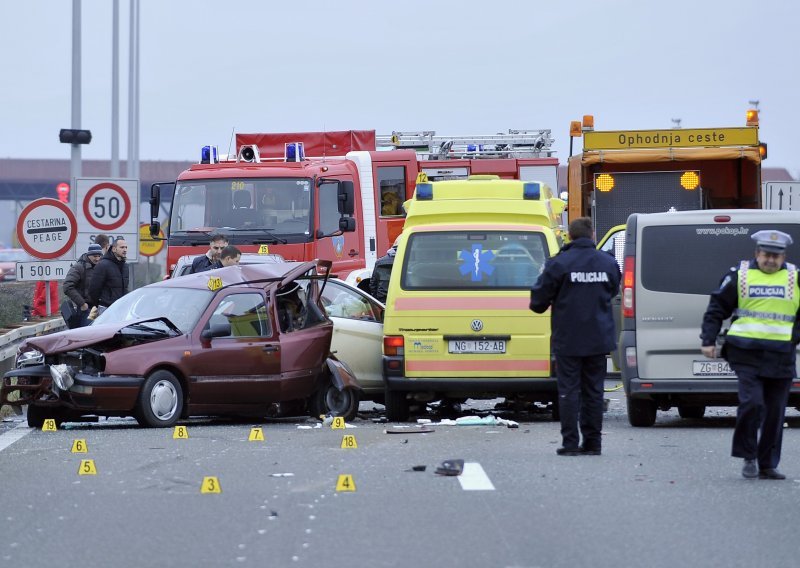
[26,405,45,428]
[678,405,706,419]
[627,397,657,427]
[384,388,409,422]
[136,370,183,428]
[311,377,359,421]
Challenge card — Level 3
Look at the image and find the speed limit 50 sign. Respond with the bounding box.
[76,178,139,261]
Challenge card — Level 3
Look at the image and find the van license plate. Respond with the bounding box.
[692,360,736,376]
[448,340,506,354]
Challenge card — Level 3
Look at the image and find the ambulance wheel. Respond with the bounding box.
[385,388,409,422]
[627,397,657,427]
[678,405,706,420]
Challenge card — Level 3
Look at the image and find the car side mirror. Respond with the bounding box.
[201,322,231,340]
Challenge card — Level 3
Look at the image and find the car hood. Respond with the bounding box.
[21,317,180,354]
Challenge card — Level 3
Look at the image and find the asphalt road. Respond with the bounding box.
[1,383,799,568]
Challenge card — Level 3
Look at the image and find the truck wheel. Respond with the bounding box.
[627,397,657,427]
[678,405,706,419]
[311,377,359,421]
[385,388,409,422]
[136,370,183,428]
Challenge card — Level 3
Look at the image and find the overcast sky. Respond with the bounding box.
[2,0,798,176]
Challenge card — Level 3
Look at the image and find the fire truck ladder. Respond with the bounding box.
[375,130,555,159]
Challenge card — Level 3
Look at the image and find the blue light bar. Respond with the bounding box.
[201,145,218,164]
[523,182,541,200]
[416,183,433,200]
[285,142,305,162]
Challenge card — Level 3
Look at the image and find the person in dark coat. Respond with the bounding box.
[62,243,103,327]
[530,217,621,456]
[88,237,130,312]
[369,237,399,303]
[701,229,798,480]
[189,233,228,273]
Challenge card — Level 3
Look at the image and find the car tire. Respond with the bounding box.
[627,397,657,427]
[311,377,359,421]
[384,388,409,422]
[678,405,706,419]
[26,405,45,428]
[136,370,183,428]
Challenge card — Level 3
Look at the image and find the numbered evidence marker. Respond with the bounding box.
[331,416,346,430]
[42,419,58,432]
[78,459,97,475]
[173,425,189,439]
[71,439,88,453]
[336,474,356,492]
[248,427,265,442]
[340,435,358,449]
[201,476,221,494]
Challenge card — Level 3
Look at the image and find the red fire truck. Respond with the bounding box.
[149,129,559,288]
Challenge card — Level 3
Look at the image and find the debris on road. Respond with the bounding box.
[435,459,464,476]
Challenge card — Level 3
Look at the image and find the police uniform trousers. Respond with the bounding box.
[730,366,792,469]
[555,354,606,450]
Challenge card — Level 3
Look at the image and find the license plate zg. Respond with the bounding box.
[692,360,735,376]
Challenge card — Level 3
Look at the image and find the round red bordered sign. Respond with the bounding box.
[16,198,78,260]
[82,182,132,231]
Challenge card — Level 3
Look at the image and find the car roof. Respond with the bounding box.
[158,261,318,290]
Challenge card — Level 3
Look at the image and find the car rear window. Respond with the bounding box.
[401,231,549,290]
[641,223,800,295]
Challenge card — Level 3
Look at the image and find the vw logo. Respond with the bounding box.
[470,319,483,332]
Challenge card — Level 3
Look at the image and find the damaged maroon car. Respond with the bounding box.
[1,260,361,427]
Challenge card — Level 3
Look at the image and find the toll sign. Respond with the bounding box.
[16,198,77,260]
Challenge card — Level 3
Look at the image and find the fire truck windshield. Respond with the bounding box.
[170,178,312,237]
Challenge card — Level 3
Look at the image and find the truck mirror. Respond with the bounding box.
[337,181,355,215]
[149,183,161,220]
[149,221,161,239]
[339,217,356,232]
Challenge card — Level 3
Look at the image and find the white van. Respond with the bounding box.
[619,209,800,426]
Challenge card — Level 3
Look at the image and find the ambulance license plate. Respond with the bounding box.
[448,340,506,354]
[692,360,735,376]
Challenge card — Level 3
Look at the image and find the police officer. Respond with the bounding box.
[369,237,399,303]
[701,229,799,480]
[530,217,621,456]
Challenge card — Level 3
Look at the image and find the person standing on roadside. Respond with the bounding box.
[530,217,621,456]
[88,237,129,314]
[701,230,799,480]
[369,237,399,303]
[219,245,242,267]
[189,233,228,273]
[62,243,103,327]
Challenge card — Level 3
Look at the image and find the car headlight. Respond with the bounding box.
[49,364,75,391]
[16,348,44,368]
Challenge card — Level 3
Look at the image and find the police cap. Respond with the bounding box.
[751,229,793,253]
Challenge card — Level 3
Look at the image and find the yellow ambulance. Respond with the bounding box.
[382,175,565,421]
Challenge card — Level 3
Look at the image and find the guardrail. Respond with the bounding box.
[0,317,67,375]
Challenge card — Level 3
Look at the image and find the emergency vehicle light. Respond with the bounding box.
[416,183,433,200]
[746,109,759,126]
[523,182,541,200]
[201,145,219,164]
[285,142,305,162]
[596,174,614,192]
[680,171,700,191]
[582,115,594,131]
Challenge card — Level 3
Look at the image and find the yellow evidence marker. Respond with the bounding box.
[331,416,346,430]
[258,244,270,254]
[41,419,57,432]
[340,435,358,449]
[248,427,265,442]
[173,425,189,439]
[71,439,88,453]
[78,459,97,475]
[336,474,356,492]
[201,476,221,494]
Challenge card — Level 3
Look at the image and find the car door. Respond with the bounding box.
[321,280,384,395]
[186,291,281,409]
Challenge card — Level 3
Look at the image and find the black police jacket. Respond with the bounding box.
[530,238,621,356]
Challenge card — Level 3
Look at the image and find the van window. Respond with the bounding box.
[641,223,800,295]
[402,231,549,290]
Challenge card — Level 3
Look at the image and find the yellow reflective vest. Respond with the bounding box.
[727,261,799,347]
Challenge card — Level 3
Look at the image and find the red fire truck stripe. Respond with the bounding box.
[406,360,550,372]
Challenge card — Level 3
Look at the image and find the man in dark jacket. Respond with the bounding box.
[189,233,228,273]
[369,237,398,303]
[62,243,103,327]
[530,217,621,456]
[88,238,130,312]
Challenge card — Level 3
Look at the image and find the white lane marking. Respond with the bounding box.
[458,462,495,491]
[0,422,32,452]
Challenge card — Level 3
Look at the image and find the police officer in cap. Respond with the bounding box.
[530,217,621,456]
[701,229,799,480]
